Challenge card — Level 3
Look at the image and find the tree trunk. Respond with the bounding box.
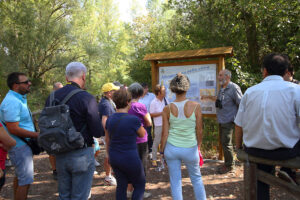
[243,11,260,71]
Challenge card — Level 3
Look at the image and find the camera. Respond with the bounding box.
[215,99,222,109]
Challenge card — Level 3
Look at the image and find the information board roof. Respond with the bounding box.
[143,46,233,61]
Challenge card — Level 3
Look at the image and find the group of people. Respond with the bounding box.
[0,52,299,200]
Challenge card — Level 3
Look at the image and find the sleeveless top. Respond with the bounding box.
[167,99,198,148]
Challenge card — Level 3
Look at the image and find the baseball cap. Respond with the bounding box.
[102,83,120,93]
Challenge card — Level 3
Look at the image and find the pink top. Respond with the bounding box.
[128,102,148,144]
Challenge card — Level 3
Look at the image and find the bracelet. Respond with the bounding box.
[159,152,164,155]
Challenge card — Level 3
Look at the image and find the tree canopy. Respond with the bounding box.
[0,0,299,109]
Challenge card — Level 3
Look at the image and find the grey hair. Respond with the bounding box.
[223,69,232,78]
[128,82,144,99]
[65,62,87,79]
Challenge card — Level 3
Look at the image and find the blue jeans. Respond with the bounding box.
[8,144,34,186]
[56,147,95,200]
[164,143,206,200]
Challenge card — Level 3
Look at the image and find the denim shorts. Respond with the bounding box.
[8,144,34,186]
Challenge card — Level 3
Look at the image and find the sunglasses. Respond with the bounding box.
[16,80,31,84]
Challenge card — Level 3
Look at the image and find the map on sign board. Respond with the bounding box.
[159,63,217,115]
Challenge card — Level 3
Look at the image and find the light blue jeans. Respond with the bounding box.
[8,144,34,186]
[164,142,206,200]
[56,147,95,200]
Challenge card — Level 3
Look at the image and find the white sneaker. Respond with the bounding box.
[94,160,100,167]
[148,153,153,160]
[126,191,133,198]
[88,190,91,199]
[105,176,117,186]
[5,160,12,167]
[127,191,151,198]
[144,192,151,198]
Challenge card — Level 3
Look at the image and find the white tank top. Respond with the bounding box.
[171,99,189,119]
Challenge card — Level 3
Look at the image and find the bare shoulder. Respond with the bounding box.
[187,100,200,107]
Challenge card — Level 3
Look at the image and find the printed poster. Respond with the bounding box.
[159,64,217,114]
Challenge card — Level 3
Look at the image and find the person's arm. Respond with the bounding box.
[143,113,152,127]
[200,95,217,101]
[136,126,146,138]
[86,96,102,138]
[6,122,38,138]
[104,129,110,159]
[195,104,203,148]
[0,126,16,150]
[234,85,243,106]
[160,106,170,153]
[102,116,108,130]
[150,112,162,118]
[235,125,243,149]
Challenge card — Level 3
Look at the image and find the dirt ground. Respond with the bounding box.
[1,144,298,200]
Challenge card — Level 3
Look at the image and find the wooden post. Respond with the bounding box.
[217,56,225,160]
[151,61,158,90]
[244,162,257,200]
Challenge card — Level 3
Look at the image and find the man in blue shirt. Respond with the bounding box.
[98,82,119,186]
[0,72,39,200]
[44,62,102,200]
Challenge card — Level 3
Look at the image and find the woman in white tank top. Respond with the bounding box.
[160,73,206,200]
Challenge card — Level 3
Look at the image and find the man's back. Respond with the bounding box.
[235,75,300,149]
[47,83,102,146]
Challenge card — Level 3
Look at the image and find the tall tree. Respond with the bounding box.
[0,0,78,85]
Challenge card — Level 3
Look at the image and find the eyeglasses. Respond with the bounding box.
[16,80,31,85]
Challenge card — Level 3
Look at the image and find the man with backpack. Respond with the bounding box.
[41,62,102,200]
[0,72,39,200]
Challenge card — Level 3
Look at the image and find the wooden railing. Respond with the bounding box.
[236,149,300,200]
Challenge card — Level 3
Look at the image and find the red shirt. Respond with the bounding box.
[0,123,8,169]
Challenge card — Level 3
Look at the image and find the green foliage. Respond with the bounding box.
[202,118,219,158]
[0,0,299,110]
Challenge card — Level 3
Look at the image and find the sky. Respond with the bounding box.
[116,0,148,22]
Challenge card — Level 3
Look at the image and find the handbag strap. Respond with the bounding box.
[164,97,168,106]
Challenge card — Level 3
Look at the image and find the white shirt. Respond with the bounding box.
[150,97,165,126]
[234,75,300,150]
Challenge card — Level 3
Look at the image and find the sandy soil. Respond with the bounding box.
[0,146,298,200]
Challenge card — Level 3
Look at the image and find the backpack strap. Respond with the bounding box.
[50,91,55,106]
[60,88,86,133]
[60,89,84,105]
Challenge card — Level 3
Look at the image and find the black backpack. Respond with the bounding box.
[38,89,86,155]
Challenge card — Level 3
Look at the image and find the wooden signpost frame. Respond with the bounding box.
[144,46,233,160]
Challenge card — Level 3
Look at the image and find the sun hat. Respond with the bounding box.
[102,83,120,93]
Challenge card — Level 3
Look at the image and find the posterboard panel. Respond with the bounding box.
[159,63,217,114]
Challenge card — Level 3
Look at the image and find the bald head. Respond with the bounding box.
[53,82,63,91]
